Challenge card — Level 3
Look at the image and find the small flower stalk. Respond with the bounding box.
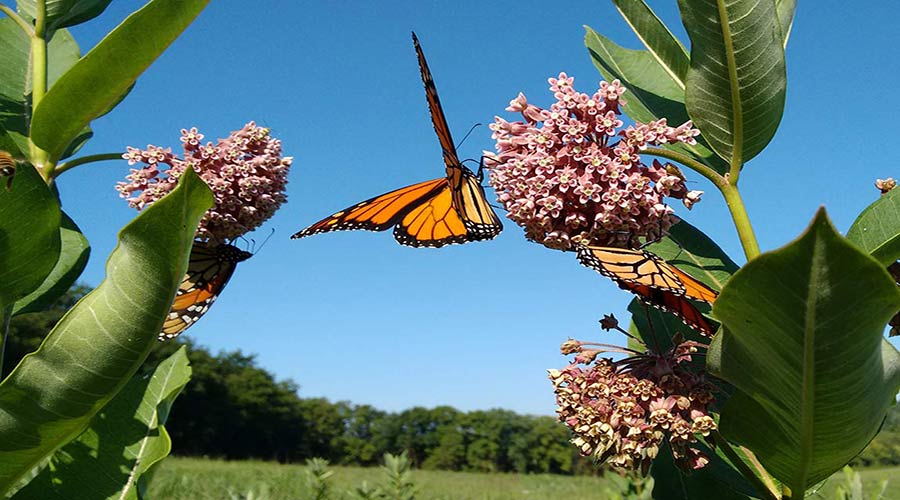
[487,73,703,250]
[549,322,717,474]
[116,122,292,243]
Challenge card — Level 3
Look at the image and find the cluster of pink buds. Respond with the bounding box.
[549,316,717,473]
[487,73,703,249]
[116,122,291,244]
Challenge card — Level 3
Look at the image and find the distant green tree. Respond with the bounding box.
[422,424,466,470]
[297,398,352,462]
[341,405,390,466]
[508,416,575,474]
[462,409,525,472]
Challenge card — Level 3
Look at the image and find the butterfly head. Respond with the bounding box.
[215,243,253,263]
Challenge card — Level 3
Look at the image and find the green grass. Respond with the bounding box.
[147,457,615,499]
[808,467,899,499]
[147,457,900,500]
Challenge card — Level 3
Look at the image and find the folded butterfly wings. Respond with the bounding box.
[161,242,252,340]
[576,245,719,336]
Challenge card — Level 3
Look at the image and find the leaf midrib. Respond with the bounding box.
[797,236,821,492]
[117,360,177,500]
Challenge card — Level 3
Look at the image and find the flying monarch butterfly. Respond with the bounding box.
[160,241,252,341]
[290,32,502,247]
[576,245,719,336]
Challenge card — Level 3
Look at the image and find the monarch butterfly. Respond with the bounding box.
[576,245,718,336]
[160,241,252,341]
[290,32,502,248]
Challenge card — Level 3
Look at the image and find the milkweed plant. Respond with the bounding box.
[481,1,900,499]
[0,0,291,496]
[0,1,898,500]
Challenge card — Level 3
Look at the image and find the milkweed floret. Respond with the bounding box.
[487,73,703,250]
[876,178,896,195]
[116,122,292,244]
[549,331,716,474]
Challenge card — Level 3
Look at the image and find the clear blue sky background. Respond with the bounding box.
[55,1,900,415]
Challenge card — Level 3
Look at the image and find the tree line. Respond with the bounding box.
[5,285,898,473]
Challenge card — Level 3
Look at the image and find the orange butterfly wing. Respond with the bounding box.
[160,242,251,341]
[576,246,686,294]
[290,178,446,238]
[576,245,718,336]
[670,266,719,304]
[618,282,716,337]
[412,31,460,173]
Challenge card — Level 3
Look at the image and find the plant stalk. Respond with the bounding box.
[711,431,779,500]
[644,147,760,261]
[0,304,12,380]
[643,147,726,190]
[0,3,34,35]
[28,0,52,181]
[720,182,760,260]
[53,153,125,178]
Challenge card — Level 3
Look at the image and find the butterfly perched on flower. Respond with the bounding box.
[576,245,718,336]
[160,241,252,341]
[291,32,502,248]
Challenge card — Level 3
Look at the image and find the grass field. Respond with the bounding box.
[147,457,899,499]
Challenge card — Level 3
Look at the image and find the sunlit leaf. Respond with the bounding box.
[612,0,689,82]
[584,27,728,174]
[678,0,787,164]
[30,0,211,162]
[0,169,213,494]
[0,19,83,161]
[15,347,192,499]
[846,187,900,266]
[776,0,798,47]
[709,209,900,493]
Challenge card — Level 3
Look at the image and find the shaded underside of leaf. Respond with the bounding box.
[17,0,114,33]
[0,164,61,308]
[13,212,90,316]
[646,219,740,291]
[0,169,212,493]
[650,440,757,500]
[708,209,900,491]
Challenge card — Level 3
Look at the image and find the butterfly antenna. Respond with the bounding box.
[253,227,277,254]
[456,123,481,153]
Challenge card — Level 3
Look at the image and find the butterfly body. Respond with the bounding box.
[160,241,252,340]
[291,32,501,248]
[576,245,718,336]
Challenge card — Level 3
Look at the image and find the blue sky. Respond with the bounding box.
[56,1,900,415]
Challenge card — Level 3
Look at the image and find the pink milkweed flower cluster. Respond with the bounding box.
[487,73,703,250]
[549,335,717,474]
[116,122,292,244]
